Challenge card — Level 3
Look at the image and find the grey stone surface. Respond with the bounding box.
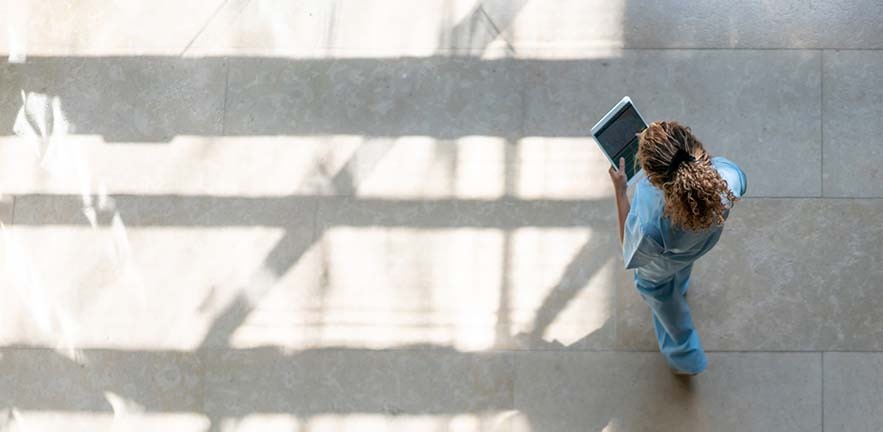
[190,0,506,56]
[0,135,348,197]
[13,193,319,229]
[314,196,612,230]
[0,0,237,55]
[0,348,201,412]
[823,50,883,197]
[526,50,822,197]
[502,0,883,51]
[314,195,620,351]
[0,195,11,224]
[5,0,883,56]
[2,1,883,429]
[617,198,883,351]
[224,57,524,139]
[615,0,883,49]
[203,348,514,417]
[0,58,226,142]
[1,52,823,177]
[6,194,318,349]
[514,352,821,432]
[824,353,883,432]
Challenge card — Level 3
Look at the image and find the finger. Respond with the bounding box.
[618,157,625,172]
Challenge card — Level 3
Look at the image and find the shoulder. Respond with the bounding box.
[631,176,664,221]
[712,157,748,198]
[634,174,663,206]
[629,177,665,241]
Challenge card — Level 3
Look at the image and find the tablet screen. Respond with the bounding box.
[595,104,646,179]
[595,104,644,157]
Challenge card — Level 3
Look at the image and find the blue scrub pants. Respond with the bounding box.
[634,264,707,374]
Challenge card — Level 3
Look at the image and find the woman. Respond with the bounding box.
[608,121,747,375]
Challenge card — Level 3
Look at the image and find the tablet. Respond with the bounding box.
[590,96,648,184]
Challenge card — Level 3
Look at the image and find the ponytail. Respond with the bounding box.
[638,122,737,231]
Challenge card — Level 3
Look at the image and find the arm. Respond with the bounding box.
[608,157,630,245]
[614,186,630,245]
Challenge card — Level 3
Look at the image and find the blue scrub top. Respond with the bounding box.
[623,157,747,284]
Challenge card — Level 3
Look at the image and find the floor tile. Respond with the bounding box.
[188,0,509,57]
[526,50,821,197]
[8,0,882,57]
[1,3,881,430]
[824,353,883,432]
[0,348,201,412]
[514,351,821,432]
[505,0,883,50]
[823,50,883,197]
[3,195,318,350]
[0,135,351,197]
[0,135,611,199]
[617,198,883,351]
[0,0,232,56]
[0,413,208,432]
[186,0,335,56]
[0,194,11,224]
[224,57,524,139]
[187,0,883,56]
[314,196,619,350]
[203,348,514,418]
[0,57,226,142]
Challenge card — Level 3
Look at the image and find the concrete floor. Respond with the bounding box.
[1,1,882,431]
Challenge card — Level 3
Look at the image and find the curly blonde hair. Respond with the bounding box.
[637,121,736,231]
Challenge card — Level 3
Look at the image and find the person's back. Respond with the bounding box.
[627,156,746,283]
[608,121,747,375]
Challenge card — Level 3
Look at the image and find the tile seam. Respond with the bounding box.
[199,349,208,430]
[221,57,230,136]
[9,195,883,200]
[5,346,883,354]
[10,45,883,57]
[179,0,231,56]
[820,50,825,198]
[7,47,883,55]
[509,351,517,414]
[478,6,516,55]
[313,47,883,53]
[745,196,883,200]
[311,196,321,243]
[189,347,883,354]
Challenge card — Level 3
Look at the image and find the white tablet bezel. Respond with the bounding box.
[590,96,648,186]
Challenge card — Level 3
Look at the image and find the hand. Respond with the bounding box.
[608,157,628,193]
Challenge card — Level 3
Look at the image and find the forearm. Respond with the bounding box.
[614,187,630,245]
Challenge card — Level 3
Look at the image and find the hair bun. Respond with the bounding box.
[667,148,695,175]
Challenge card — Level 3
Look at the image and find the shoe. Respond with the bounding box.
[670,368,698,377]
